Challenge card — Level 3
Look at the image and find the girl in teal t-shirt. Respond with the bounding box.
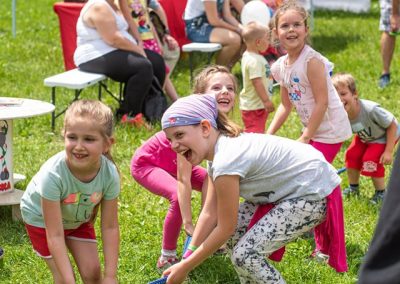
[20,100,120,283]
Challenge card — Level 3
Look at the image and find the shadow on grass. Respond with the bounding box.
[315,9,380,20]
[312,34,362,54]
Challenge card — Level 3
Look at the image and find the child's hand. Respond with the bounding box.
[380,150,393,165]
[164,262,189,284]
[297,135,311,144]
[183,223,195,236]
[263,100,275,113]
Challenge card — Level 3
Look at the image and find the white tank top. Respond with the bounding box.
[74,0,137,66]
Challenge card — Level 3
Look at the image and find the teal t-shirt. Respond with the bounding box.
[20,151,120,229]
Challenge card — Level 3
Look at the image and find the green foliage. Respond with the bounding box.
[0,0,397,283]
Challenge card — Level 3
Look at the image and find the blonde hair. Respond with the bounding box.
[332,73,357,94]
[216,111,242,137]
[192,65,242,137]
[242,21,270,44]
[193,65,238,94]
[63,100,116,162]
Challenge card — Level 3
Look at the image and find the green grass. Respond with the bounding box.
[0,0,398,283]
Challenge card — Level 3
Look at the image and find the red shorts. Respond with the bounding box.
[345,135,386,178]
[241,109,268,134]
[25,222,96,258]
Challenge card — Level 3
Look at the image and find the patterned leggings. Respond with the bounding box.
[227,198,327,284]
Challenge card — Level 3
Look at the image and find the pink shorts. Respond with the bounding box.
[241,109,268,134]
[25,222,96,258]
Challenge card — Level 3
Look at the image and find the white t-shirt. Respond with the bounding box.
[74,0,137,66]
[184,0,216,20]
[271,45,352,143]
[208,133,340,204]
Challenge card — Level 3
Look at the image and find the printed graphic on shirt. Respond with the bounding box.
[62,191,103,222]
[129,0,152,36]
[352,122,373,141]
[288,74,305,102]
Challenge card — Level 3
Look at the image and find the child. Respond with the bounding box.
[266,1,352,163]
[161,94,346,283]
[118,0,180,101]
[240,21,275,133]
[20,100,120,283]
[130,65,238,271]
[332,73,400,204]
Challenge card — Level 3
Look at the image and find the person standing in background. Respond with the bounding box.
[378,0,398,88]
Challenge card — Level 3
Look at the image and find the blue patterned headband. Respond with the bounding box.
[161,94,218,129]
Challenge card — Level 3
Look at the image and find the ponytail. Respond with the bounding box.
[216,111,242,137]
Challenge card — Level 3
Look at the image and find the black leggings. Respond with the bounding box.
[79,49,166,116]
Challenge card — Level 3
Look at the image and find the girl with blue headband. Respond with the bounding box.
[130,65,238,271]
[161,94,347,283]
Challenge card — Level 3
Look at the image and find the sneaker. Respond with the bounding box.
[378,73,390,88]
[342,186,359,197]
[370,191,385,205]
[156,255,179,272]
[314,251,329,263]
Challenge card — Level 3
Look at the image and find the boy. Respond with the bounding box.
[332,73,400,204]
[240,21,275,133]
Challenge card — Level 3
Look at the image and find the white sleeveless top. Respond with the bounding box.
[74,0,137,66]
[271,45,352,144]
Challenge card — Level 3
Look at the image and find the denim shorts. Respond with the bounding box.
[185,15,214,43]
[380,0,391,32]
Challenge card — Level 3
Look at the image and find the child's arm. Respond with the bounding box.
[163,175,240,283]
[251,78,275,113]
[100,198,119,282]
[177,154,195,236]
[300,58,329,143]
[116,0,146,57]
[42,198,75,283]
[266,86,292,135]
[380,120,398,165]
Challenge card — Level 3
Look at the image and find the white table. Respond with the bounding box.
[0,97,54,220]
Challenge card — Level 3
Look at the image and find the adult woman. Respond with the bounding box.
[183,0,244,69]
[74,0,166,124]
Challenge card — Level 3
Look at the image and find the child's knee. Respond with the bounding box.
[230,246,250,268]
[80,263,101,282]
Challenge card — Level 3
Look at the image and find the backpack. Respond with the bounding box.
[142,76,168,123]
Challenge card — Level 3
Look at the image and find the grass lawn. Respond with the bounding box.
[0,0,399,283]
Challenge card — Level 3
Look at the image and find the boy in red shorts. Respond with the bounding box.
[333,73,400,204]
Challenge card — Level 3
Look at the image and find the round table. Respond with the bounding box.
[0,97,54,194]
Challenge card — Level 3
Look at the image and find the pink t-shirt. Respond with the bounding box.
[271,45,352,144]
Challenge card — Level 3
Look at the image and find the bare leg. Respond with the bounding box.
[381,32,396,75]
[164,76,178,102]
[347,167,361,185]
[372,177,386,191]
[210,28,242,69]
[66,239,101,284]
[44,258,74,284]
